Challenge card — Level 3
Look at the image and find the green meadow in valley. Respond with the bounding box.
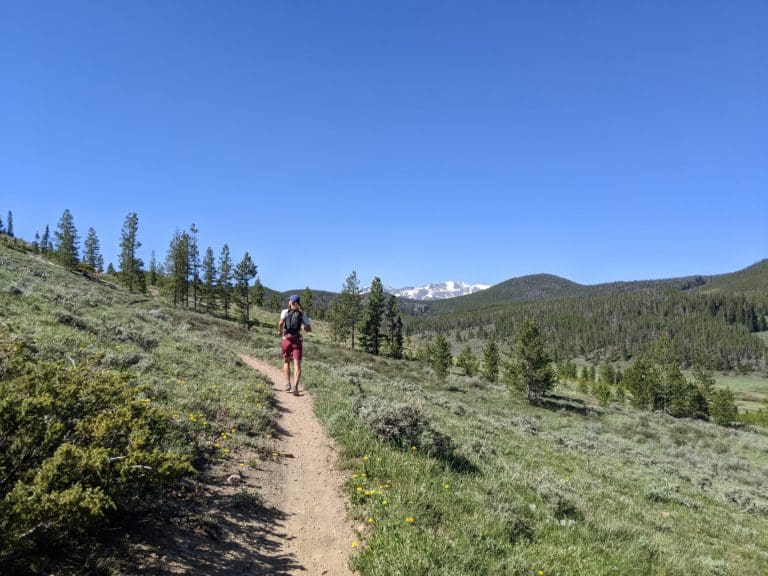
[1,237,767,575]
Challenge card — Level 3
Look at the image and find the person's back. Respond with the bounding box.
[278,295,311,395]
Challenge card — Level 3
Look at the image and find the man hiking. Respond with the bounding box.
[278,294,312,396]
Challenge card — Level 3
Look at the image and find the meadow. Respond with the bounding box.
[2,240,768,575]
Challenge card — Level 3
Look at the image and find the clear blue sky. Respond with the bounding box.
[2,1,766,292]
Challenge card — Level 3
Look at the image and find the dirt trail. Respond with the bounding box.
[240,355,356,576]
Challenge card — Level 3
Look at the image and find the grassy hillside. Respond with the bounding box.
[0,241,280,573]
[696,259,768,294]
[3,239,768,574]
[304,346,768,575]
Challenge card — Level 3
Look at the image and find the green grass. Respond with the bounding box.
[303,346,768,575]
[3,240,768,574]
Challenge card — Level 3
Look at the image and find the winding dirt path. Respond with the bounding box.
[240,355,356,576]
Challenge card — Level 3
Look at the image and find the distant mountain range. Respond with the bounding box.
[361,281,491,301]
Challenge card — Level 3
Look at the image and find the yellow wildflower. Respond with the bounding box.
[405,516,414,524]
[351,540,359,548]
[367,517,374,524]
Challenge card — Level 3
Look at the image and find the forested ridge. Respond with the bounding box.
[404,261,768,373]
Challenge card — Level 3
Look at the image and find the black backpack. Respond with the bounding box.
[284,309,303,335]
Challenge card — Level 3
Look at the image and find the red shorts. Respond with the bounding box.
[281,334,303,361]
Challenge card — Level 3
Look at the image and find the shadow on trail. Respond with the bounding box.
[120,479,303,576]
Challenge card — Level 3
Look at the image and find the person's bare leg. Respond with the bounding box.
[293,358,302,394]
[283,360,292,391]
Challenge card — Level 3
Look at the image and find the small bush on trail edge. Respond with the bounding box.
[353,397,455,460]
[0,329,195,574]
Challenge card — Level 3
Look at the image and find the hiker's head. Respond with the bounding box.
[288,295,301,309]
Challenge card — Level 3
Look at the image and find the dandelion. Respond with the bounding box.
[221,433,228,439]
[214,443,221,448]
[351,540,359,548]
[223,448,230,454]
[361,473,367,478]
[538,571,544,576]
[443,483,450,490]
[353,473,359,479]
[363,455,369,461]
[405,516,414,524]
[356,487,363,493]
[410,446,417,452]
[367,517,374,524]
[382,500,388,507]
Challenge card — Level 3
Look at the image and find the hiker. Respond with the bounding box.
[278,294,312,395]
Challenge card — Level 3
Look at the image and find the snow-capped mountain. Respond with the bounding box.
[362,281,490,300]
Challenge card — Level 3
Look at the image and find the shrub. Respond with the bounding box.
[0,330,194,572]
[353,397,455,459]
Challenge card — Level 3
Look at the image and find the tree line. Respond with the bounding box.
[327,271,405,359]
[405,286,768,373]
[7,208,268,328]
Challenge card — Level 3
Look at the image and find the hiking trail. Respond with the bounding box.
[240,354,356,575]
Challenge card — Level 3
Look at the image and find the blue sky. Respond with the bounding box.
[2,1,766,292]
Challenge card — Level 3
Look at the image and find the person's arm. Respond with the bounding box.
[278,310,286,337]
[303,316,312,333]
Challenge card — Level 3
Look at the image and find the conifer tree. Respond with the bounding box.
[505,320,557,401]
[166,230,190,306]
[252,277,264,307]
[218,244,233,318]
[234,251,257,327]
[301,287,314,318]
[119,212,145,292]
[709,387,738,426]
[33,231,40,252]
[0,215,4,234]
[106,262,116,275]
[83,227,103,272]
[384,295,404,359]
[54,209,79,268]
[360,277,386,355]
[456,345,479,376]
[481,341,500,383]
[202,247,217,311]
[431,333,453,383]
[40,225,51,254]
[331,270,362,349]
[149,251,158,286]
[188,224,200,312]
[6,211,13,237]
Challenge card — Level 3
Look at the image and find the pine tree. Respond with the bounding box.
[83,227,103,272]
[149,251,158,286]
[6,211,13,237]
[119,212,145,292]
[361,277,386,355]
[301,287,314,318]
[188,224,200,312]
[202,247,217,311]
[234,252,257,327]
[252,277,264,307]
[54,209,79,268]
[709,387,738,426]
[40,225,51,254]
[431,333,453,383]
[218,244,233,318]
[106,262,116,275]
[456,345,479,376]
[481,341,500,383]
[506,320,557,401]
[384,295,404,359]
[331,271,362,349]
[166,230,190,306]
[0,215,4,234]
